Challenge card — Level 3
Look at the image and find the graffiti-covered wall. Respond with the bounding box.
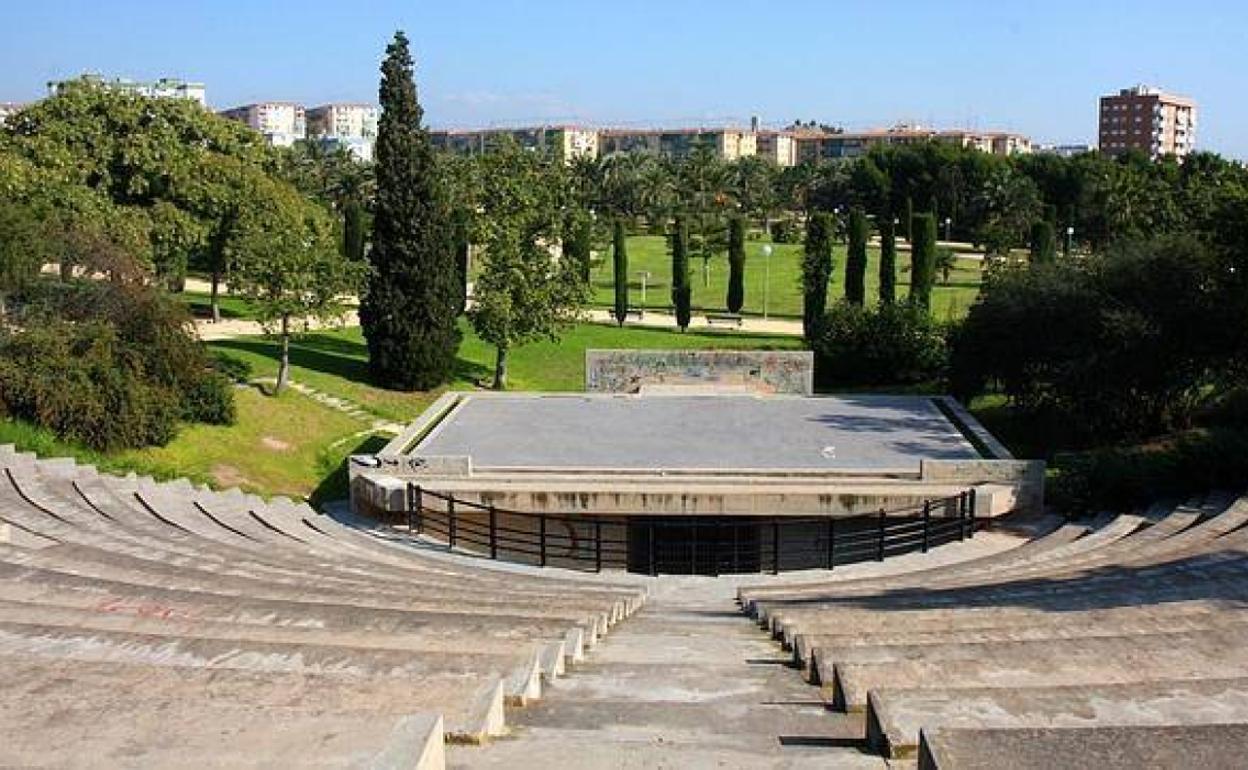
[585,349,814,395]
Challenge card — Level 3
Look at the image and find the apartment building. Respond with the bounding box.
[219,102,306,147]
[430,125,599,162]
[598,127,756,161]
[47,74,207,106]
[789,124,1033,162]
[306,103,379,161]
[0,102,24,125]
[755,130,797,166]
[1098,85,1196,159]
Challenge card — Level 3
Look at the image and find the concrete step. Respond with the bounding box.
[868,678,1248,759]
[917,723,1248,770]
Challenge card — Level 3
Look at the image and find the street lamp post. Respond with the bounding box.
[761,244,774,319]
[1065,226,1075,255]
[637,271,651,307]
[944,217,952,242]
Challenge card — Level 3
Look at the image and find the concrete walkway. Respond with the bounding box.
[449,577,885,770]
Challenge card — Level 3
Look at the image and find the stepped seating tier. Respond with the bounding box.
[737,492,1248,766]
[0,447,647,768]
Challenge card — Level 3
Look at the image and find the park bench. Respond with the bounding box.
[704,312,743,328]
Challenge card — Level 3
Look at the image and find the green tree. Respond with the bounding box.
[564,211,593,284]
[670,216,692,331]
[802,212,835,340]
[229,180,364,394]
[342,199,368,261]
[845,207,869,305]
[910,213,937,309]
[1030,220,1057,266]
[612,219,629,325]
[726,214,746,313]
[360,31,461,391]
[468,141,589,389]
[879,215,897,304]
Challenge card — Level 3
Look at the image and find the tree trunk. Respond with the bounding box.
[210,271,221,324]
[275,315,291,394]
[492,346,508,391]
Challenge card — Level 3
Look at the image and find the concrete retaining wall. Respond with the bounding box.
[585,349,814,395]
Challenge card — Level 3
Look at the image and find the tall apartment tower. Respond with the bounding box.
[1098,85,1196,159]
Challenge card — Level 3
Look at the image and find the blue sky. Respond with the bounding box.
[2,1,1245,157]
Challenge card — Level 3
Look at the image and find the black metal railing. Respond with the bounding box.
[390,484,977,576]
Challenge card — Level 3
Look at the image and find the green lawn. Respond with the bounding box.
[588,235,984,321]
[180,291,257,321]
[210,321,802,421]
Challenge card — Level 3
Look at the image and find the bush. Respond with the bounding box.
[811,302,947,386]
[0,283,235,450]
[0,322,181,450]
[1051,429,1248,514]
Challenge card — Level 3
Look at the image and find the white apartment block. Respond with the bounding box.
[0,102,24,126]
[219,102,307,147]
[48,75,206,106]
[306,103,380,161]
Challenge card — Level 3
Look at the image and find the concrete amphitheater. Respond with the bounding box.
[4,441,1248,768]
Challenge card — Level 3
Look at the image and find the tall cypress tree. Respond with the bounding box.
[612,219,629,326]
[802,212,834,341]
[726,215,746,313]
[1029,220,1057,267]
[671,216,692,331]
[845,207,868,306]
[879,215,897,305]
[910,213,937,310]
[360,31,460,390]
[342,199,367,262]
[903,195,914,243]
[452,210,470,316]
[565,213,593,284]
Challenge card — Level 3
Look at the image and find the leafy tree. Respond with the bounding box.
[468,140,588,389]
[845,207,868,305]
[229,179,364,393]
[811,302,947,386]
[612,218,629,325]
[360,31,462,390]
[726,215,746,313]
[878,215,897,304]
[910,213,937,309]
[951,236,1234,445]
[670,216,692,331]
[1029,220,1057,266]
[802,212,835,340]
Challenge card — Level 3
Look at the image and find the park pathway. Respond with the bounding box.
[448,577,885,770]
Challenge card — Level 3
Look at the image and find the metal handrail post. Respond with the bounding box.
[968,489,977,539]
[539,516,547,567]
[448,498,456,549]
[876,508,886,561]
[922,500,931,553]
[489,506,498,559]
[648,519,657,576]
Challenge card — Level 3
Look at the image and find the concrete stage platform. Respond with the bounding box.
[415,394,980,473]
[351,391,1043,520]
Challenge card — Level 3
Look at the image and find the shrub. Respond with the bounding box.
[811,302,947,386]
[0,322,181,450]
[1050,429,1248,514]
